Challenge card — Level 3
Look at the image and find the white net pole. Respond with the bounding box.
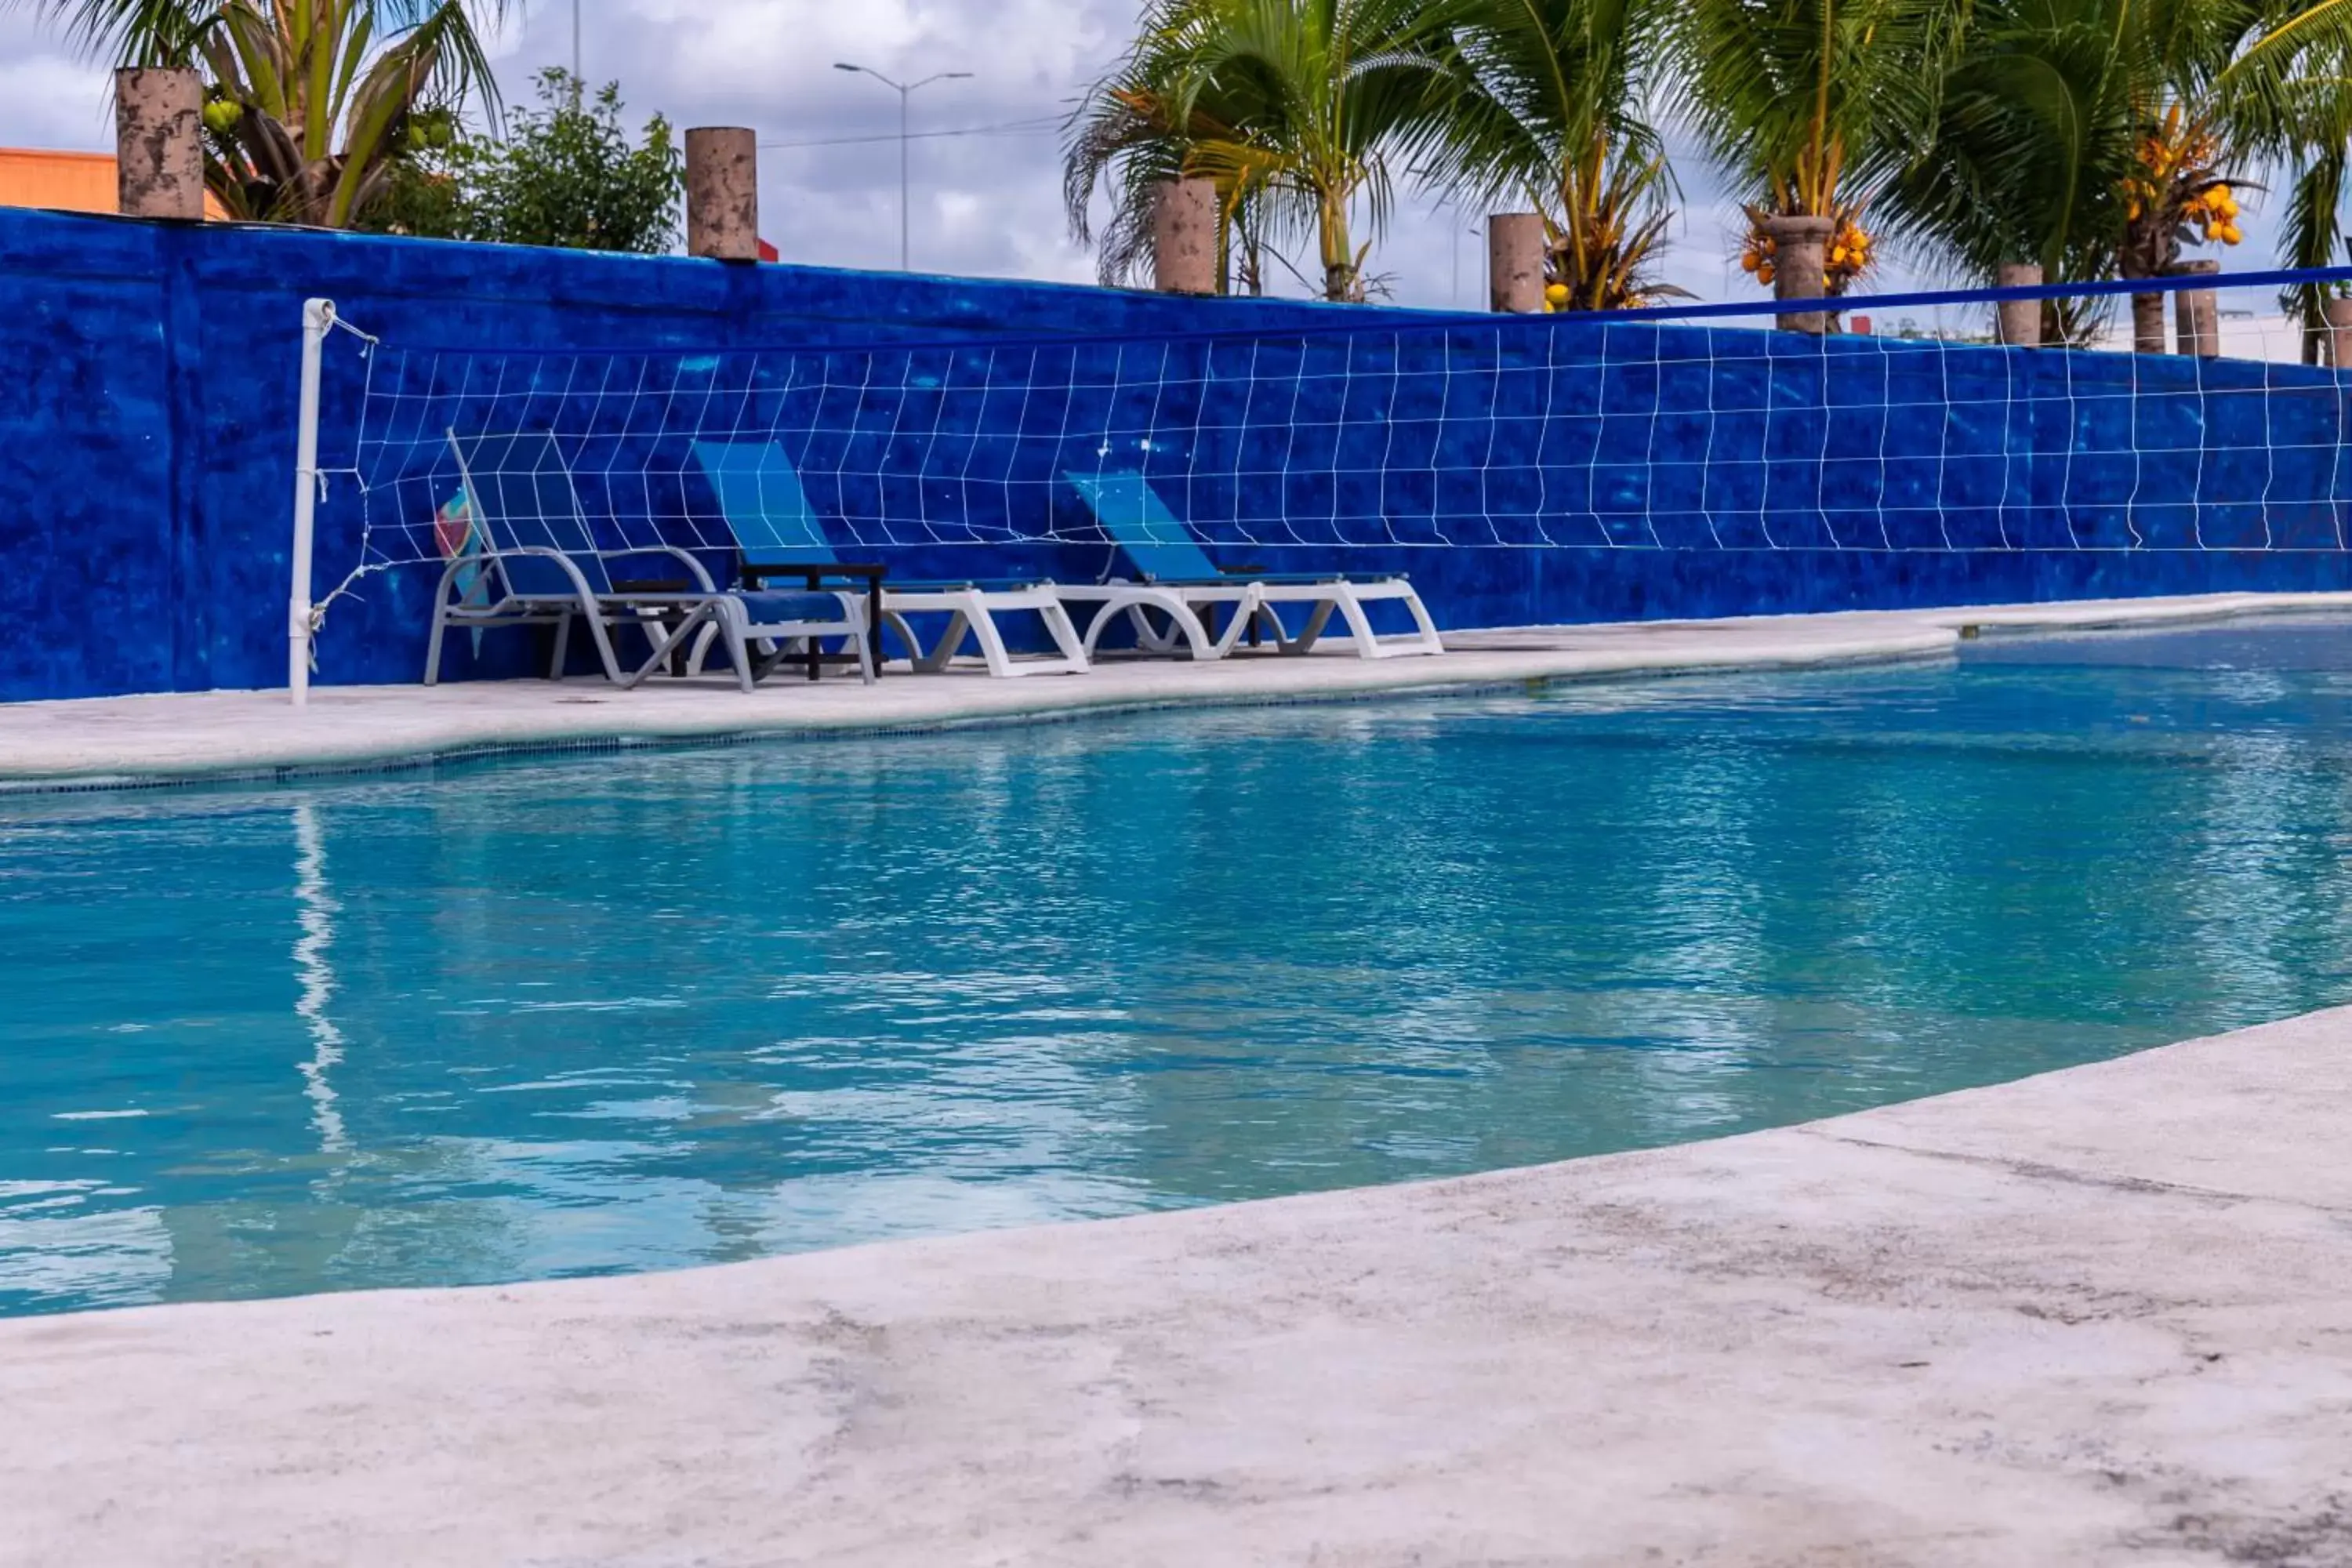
[288,297,336,707]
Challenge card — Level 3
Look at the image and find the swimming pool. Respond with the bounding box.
[9,619,2352,1316]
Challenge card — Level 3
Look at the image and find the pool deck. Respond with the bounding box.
[9,589,2352,788]
[2,1005,2347,1565]
[7,590,2352,1564]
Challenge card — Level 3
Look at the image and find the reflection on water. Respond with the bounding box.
[9,618,2352,1315]
[291,800,350,1155]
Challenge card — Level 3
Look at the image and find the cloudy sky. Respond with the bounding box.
[0,0,2282,318]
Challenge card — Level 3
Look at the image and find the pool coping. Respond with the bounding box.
[7,590,2352,792]
[2,1004,2346,1563]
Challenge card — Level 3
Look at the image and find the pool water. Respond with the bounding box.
[9,619,2352,1316]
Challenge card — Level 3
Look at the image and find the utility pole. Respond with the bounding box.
[833,64,974,271]
[1452,220,1483,308]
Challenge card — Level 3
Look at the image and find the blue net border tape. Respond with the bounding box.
[1596,264,2352,323]
[350,263,2352,364]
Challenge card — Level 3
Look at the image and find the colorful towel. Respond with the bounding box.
[436,487,491,654]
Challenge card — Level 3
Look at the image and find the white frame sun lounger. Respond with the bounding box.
[429,430,874,691]
[1062,470,1445,661]
[691,439,1220,677]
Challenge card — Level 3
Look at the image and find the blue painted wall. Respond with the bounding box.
[4,203,2348,701]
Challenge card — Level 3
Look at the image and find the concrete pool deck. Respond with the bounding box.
[9,590,2352,788]
[6,589,2352,1565]
[2,1004,2348,1565]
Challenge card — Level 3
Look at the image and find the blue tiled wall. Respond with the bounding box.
[3,203,2348,701]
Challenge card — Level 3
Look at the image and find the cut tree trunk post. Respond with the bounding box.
[2324,297,2352,369]
[2172,260,2220,358]
[114,68,203,221]
[1487,213,1544,313]
[1995,262,2042,347]
[1762,216,1835,334]
[1151,178,1218,296]
[684,128,758,261]
[2127,270,2168,354]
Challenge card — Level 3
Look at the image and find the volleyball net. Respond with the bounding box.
[292,265,2352,683]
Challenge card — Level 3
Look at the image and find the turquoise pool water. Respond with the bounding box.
[9,620,2352,1316]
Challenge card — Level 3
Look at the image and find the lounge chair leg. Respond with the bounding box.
[960,597,1017,678]
[1330,594,1381,658]
[576,604,627,684]
[1343,588,1444,659]
[1165,601,1218,660]
[425,611,448,685]
[704,603,756,693]
[1250,601,1300,655]
[1400,587,1445,655]
[1127,604,1171,654]
[1083,593,1218,662]
[548,614,572,679]
[684,621,720,677]
[1098,603,1152,659]
[1091,601,1174,659]
[1210,593,1260,657]
[1283,599,1338,656]
[1038,600,1090,673]
[880,611,924,671]
[916,610,971,673]
[619,604,717,690]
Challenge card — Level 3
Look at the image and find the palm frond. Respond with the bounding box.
[1062,0,1468,299]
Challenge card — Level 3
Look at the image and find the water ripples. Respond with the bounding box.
[9,619,2352,1312]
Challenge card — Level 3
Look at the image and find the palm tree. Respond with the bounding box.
[1065,0,1465,302]
[7,0,505,229]
[1881,0,2352,348]
[2220,20,2352,356]
[1878,0,2133,339]
[1891,0,2129,281]
[1064,8,1269,292]
[1673,0,1947,296]
[2270,80,2352,357]
[1422,0,1683,310]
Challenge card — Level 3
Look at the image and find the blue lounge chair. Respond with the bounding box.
[693,438,1112,678]
[1062,470,1444,660]
[428,430,873,691]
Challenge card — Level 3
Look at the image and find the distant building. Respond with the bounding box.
[0,147,228,220]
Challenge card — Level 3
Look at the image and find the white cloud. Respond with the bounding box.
[0,2,2284,310]
[0,17,119,151]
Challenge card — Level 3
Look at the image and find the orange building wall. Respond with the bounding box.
[0,148,227,219]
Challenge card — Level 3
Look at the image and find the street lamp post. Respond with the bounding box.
[833,62,973,272]
[1451,219,1483,308]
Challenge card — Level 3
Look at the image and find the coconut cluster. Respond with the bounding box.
[2181,183,2244,246]
[1736,207,1874,292]
[2124,106,2241,249]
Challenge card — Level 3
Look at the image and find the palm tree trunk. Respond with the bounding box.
[1319,188,1356,302]
[2121,227,2168,353]
[2129,288,2168,354]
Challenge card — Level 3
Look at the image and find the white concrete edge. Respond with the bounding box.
[1,632,1958,792]
[7,590,2351,793]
